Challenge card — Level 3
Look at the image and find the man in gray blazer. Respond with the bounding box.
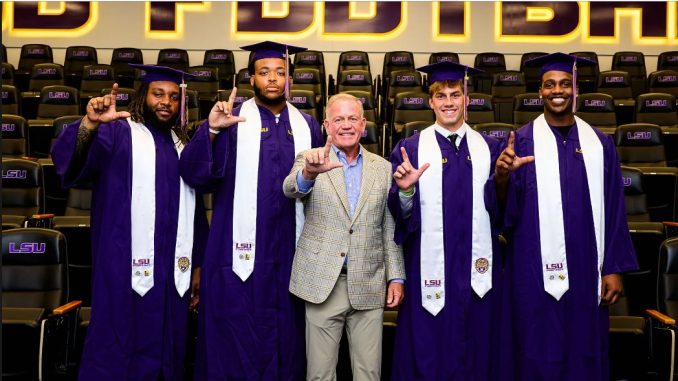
[283,93,405,381]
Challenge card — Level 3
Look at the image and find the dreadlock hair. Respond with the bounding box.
[128,82,190,145]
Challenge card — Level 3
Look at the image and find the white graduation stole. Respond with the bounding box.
[232,99,311,282]
[418,124,493,316]
[129,118,196,297]
[533,114,604,302]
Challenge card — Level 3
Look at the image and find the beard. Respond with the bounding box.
[143,104,178,131]
[253,83,286,107]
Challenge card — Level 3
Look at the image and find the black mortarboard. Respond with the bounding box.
[128,63,194,84]
[240,41,307,63]
[416,61,483,83]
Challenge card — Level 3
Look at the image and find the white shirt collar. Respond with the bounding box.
[433,123,468,147]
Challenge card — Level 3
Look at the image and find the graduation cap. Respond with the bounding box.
[240,41,307,98]
[524,52,597,112]
[128,64,195,129]
[416,61,483,121]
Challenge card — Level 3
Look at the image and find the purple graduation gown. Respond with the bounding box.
[387,130,505,381]
[51,119,209,381]
[499,121,638,381]
[179,104,322,381]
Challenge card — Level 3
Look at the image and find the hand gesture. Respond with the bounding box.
[208,87,247,129]
[393,147,430,191]
[495,131,535,179]
[84,83,131,130]
[302,135,343,180]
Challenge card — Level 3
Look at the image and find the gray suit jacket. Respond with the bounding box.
[283,147,405,310]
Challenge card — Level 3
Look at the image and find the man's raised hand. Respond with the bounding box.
[83,83,131,130]
[208,87,247,130]
[393,146,430,191]
[495,131,535,179]
[302,135,343,180]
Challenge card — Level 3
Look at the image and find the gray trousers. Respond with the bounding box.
[305,274,384,381]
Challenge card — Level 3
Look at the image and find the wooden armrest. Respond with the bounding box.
[31,213,55,219]
[53,300,82,315]
[662,221,678,228]
[646,309,676,325]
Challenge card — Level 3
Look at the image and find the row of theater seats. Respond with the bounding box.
[5,44,677,116]
[3,218,677,380]
[1,152,674,305]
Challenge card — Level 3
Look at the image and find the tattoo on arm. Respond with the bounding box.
[75,124,96,156]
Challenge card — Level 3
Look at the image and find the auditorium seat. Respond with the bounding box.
[292,68,324,108]
[234,68,253,91]
[657,51,678,71]
[658,237,678,319]
[2,61,15,86]
[2,85,19,115]
[569,51,600,94]
[63,46,98,89]
[27,85,80,158]
[616,124,671,168]
[648,70,678,99]
[616,123,678,222]
[110,47,143,88]
[391,91,434,143]
[203,49,236,90]
[294,50,327,105]
[342,90,379,124]
[337,51,371,79]
[491,71,526,124]
[187,66,220,119]
[428,52,460,65]
[15,44,53,92]
[385,69,423,123]
[337,70,374,95]
[466,92,495,126]
[597,70,635,125]
[519,52,547,92]
[186,90,200,123]
[216,88,254,109]
[382,51,415,100]
[403,120,431,138]
[472,52,506,95]
[157,48,189,71]
[20,63,65,120]
[612,51,648,98]
[1,43,6,63]
[78,64,116,114]
[2,114,28,158]
[100,87,136,112]
[651,238,678,379]
[53,215,92,306]
[608,315,650,381]
[288,89,321,123]
[361,121,380,156]
[2,227,81,380]
[2,215,25,230]
[473,123,515,145]
[635,93,678,128]
[621,166,665,316]
[1,158,44,217]
[513,93,543,127]
[575,93,617,134]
